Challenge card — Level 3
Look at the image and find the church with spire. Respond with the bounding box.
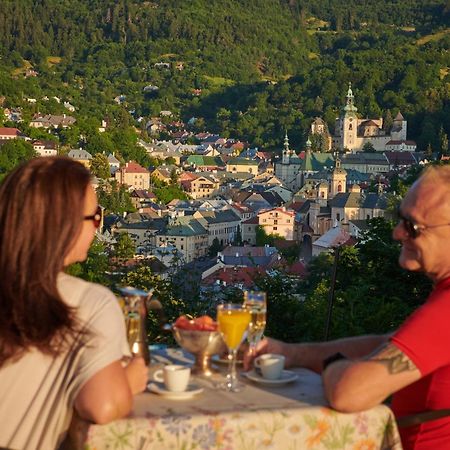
[332,83,408,152]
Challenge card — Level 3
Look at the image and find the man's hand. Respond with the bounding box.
[124,356,148,395]
[243,337,298,370]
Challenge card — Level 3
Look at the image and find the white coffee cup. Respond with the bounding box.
[254,354,285,380]
[153,365,191,392]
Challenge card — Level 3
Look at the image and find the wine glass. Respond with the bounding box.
[217,303,251,392]
[243,291,267,358]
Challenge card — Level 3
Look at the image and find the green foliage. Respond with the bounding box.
[252,272,305,342]
[90,153,111,179]
[297,218,432,341]
[114,232,136,260]
[96,180,135,214]
[65,238,110,284]
[119,265,187,344]
[208,237,223,256]
[255,226,284,246]
[0,140,36,179]
[0,0,447,153]
[153,184,188,204]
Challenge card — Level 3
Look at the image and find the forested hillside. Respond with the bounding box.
[0,0,449,151]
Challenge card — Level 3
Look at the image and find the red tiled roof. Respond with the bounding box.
[202,267,265,287]
[123,161,149,173]
[243,216,258,224]
[0,127,21,136]
[289,201,307,212]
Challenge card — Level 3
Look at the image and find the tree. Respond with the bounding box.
[208,237,222,256]
[438,126,449,156]
[255,226,283,246]
[114,232,136,260]
[383,109,393,133]
[66,238,110,284]
[0,140,36,178]
[90,153,111,179]
[97,180,135,214]
[362,142,376,153]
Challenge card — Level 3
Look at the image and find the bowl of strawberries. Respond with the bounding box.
[172,315,226,376]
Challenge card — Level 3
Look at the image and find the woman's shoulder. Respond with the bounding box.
[57,273,118,310]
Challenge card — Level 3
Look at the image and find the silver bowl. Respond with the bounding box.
[172,326,226,376]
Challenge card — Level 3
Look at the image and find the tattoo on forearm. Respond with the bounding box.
[365,343,417,374]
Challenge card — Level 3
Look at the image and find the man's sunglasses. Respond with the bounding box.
[397,210,450,239]
[84,205,103,229]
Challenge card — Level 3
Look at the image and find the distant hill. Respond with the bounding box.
[0,0,449,151]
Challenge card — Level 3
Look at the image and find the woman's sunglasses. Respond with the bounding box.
[84,205,103,229]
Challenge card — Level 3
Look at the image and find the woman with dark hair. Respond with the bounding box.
[0,157,148,450]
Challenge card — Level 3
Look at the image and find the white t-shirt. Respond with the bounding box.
[0,273,131,450]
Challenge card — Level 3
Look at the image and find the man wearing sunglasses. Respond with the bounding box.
[247,165,450,450]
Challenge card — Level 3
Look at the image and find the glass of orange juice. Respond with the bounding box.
[217,303,251,392]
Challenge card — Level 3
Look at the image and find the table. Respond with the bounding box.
[65,348,402,450]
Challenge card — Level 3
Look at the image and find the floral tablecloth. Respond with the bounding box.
[65,348,402,450]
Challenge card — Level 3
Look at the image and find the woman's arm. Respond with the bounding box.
[74,356,147,424]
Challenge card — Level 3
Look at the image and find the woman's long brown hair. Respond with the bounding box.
[0,157,92,366]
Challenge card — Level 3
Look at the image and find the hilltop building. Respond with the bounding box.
[332,83,409,152]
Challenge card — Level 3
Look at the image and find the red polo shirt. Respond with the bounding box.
[391,277,450,449]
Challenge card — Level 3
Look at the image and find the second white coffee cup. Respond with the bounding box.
[254,354,285,380]
[153,365,191,392]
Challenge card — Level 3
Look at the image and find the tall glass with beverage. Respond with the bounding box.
[217,303,251,392]
[243,291,267,357]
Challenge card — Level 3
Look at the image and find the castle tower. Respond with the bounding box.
[330,156,347,197]
[341,82,358,151]
[391,111,407,141]
[282,130,290,164]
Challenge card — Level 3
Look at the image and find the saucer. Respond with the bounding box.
[243,369,299,385]
[212,355,243,365]
[147,382,204,399]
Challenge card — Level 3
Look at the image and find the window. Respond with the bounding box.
[336,213,341,221]
[273,226,277,231]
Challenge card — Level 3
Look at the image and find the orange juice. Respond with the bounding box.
[217,308,251,350]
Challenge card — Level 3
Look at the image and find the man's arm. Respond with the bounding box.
[244,334,391,373]
[323,342,421,413]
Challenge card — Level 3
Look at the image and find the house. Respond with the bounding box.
[193,209,241,247]
[155,217,209,263]
[312,226,355,257]
[385,140,417,152]
[68,149,92,168]
[63,101,75,112]
[32,140,58,157]
[152,165,178,184]
[0,127,25,140]
[384,151,419,169]
[340,152,390,174]
[185,155,225,171]
[226,157,259,175]
[115,161,151,190]
[241,216,259,245]
[257,207,298,240]
[29,114,76,129]
[107,153,120,174]
[130,189,157,209]
[114,213,165,246]
[180,174,220,199]
[218,245,280,268]
[201,246,281,290]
